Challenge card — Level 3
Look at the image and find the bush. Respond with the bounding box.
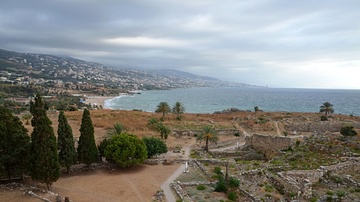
[228,177,240,188]
[340,125,357,137]
[196,185,206,191]
[234,132,240,137]
[320,115,328,121]
[214,178,227,192]
[142,136,168,158]
[104,133,147,168]
[214,166,222,175]
[227,191,237,201]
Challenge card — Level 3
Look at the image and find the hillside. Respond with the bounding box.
[0,48,257,91]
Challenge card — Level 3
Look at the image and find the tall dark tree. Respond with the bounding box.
[77,109,98,167]
[172,101,185,120]
[57,111,77,174]
[0,106,30,181]
[319,102,334,116]
[155,102,171,120]
[29,94,60,190]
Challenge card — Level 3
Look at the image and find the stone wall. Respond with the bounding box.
[246,134,303,159]
[319,157,360,175]
[172,129,242,137]
[285,121,360,133]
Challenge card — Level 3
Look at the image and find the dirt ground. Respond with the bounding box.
[53,164,180,202]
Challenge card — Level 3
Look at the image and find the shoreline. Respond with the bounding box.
[85,96,117,108]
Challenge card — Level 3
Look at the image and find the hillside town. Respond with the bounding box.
[0,49,251,98]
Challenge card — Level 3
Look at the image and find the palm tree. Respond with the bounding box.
[196,125,219,152]
[106,122,127,137]
[172,101,185,120]
[155,102,171,120]
[157,123,171,139]
[319,102,334,116]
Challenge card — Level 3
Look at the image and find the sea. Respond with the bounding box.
[104,87,360,116]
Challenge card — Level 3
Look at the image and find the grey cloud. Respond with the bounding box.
[0,0,359,89]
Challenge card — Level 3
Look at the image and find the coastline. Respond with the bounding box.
[85,96,117,108]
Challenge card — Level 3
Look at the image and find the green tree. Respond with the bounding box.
[172,101,185,120]
[106,122,127,137]
[196,125,219,152]
[340,125,357,137]
[104,133,147,168]
[57,111,77,174]
[142,137,168,158]
[29,94,60,190]
[320,102,334,116]
[0,106,30,181]
[155,102,171,120]
[77,109,98,168]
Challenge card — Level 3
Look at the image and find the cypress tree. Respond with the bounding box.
[29,93,60,191]
[77,108,98,167]
[0,106,30,181]
[57,111,77,174]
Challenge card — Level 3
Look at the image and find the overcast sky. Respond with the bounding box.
[1,0,359,89]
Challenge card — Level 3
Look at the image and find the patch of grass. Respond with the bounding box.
[326,190,334,196]
[264,184,274,193]
[197,185,206,191]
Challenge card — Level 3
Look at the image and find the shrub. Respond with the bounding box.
[228,177,240,188]
[289,192,297,198]
[340,125,357,137]
[142,136,167,158]
[234,132,240,137]
[336,191,345,198]
[214,166,222,175]
[227,191,237,201]
[104,133,147,168]
[197,185,206,190]
[214,178,227,192]
[320,115,328,121]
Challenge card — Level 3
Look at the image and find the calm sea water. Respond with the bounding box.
[104,87,360,116]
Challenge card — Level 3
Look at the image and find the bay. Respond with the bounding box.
[105,87,360,116]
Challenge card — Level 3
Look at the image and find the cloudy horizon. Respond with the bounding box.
[1,0,359,89]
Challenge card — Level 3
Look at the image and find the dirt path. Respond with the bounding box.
[161,146,191,202]
[274,121,281,136]
[233,122,251,137]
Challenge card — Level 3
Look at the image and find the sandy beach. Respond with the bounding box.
[85,96,117,108]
